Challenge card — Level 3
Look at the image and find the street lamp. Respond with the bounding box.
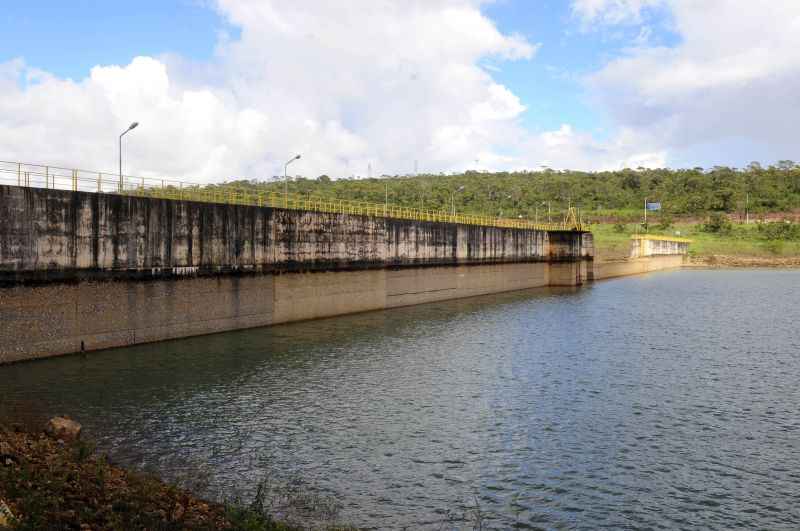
[284,154,301,207]
[451,185,465,216]
[535,201,547,224]
[119,121,139,192]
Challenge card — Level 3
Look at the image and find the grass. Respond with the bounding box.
[0,425,354,531]
[590,222,800,260]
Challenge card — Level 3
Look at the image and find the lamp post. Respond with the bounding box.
[119,122,139,192]
[284,154,301,207]
[451,185,465,216]
[535,201,546,225]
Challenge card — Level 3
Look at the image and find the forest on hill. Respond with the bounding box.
[204,161,800,222]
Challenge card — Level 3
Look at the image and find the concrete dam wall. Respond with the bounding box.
[0,185,592,363]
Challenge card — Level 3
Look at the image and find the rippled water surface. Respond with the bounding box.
[3,269,800,529]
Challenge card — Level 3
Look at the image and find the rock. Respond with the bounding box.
[45,416,82,442]
[0,499,14,527]
[171,502,185,521]
[0,441,18,467]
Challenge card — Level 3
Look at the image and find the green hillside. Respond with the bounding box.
[206,162,800,222]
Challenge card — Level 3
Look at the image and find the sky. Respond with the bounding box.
[0,0,798,182]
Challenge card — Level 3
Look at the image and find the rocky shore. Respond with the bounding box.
[0,419,237,530]
[0,419,353,530]
[686,255,800,268]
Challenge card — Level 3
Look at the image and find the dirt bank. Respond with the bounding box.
[0,424,236,530]
[686,255,800,268]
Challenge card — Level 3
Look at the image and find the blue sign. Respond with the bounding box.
[646,202,661,211]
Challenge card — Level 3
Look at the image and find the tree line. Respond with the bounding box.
[204,161,800,221]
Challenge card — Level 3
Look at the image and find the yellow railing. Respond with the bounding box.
[0,160,586,232]
[631,234,692,243]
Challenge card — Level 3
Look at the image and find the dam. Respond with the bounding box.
[0,164,687,364]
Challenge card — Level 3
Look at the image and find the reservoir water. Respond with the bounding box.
[2,269,799,529]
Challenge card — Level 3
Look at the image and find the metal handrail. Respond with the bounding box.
[0,160,587,232]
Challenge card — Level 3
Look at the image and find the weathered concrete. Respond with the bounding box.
[590,235,689,280]
[0,185,557,283]
[591,255,685,281]
[0,185,592,363]
[0,262,560,364]
[630,235,690,258]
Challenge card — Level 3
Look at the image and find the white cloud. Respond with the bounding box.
[521,124,666,171]
[1,0,554,182]
[582,0,800,166]
[1,0,714,182]
[571,0,663,27]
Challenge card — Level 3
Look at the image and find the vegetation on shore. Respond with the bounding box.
[591,213,800,261]
[210,163,800,221]
[0,424,353,531]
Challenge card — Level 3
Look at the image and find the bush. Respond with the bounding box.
[612,222,627,233]
[756,221,800,240]
[764,240,785,255]
[701,212,733,234]
[656,215,674,231]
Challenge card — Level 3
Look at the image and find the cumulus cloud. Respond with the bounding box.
[1,0,550,182]
[7,0,736,181]
[582,0,800,167]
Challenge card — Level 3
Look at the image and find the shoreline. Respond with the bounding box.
[0,422,353,531]
[685,255,800,268]
[594,254,800,269]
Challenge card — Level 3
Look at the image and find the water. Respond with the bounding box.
[2,269,800,529]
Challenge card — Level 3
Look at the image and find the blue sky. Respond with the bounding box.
[0,1,652,134]
[0,1,796,179]
[0,1,224,78]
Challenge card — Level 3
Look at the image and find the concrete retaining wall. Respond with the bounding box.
[592,255,686,281]
[0,185,561,282]
[0,185,593,363]
[0,262,555,364]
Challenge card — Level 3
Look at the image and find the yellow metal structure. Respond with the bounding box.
[0,160,586,232]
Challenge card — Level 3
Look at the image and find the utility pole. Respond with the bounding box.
[745,192,750,224]
[451,185,465,216]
